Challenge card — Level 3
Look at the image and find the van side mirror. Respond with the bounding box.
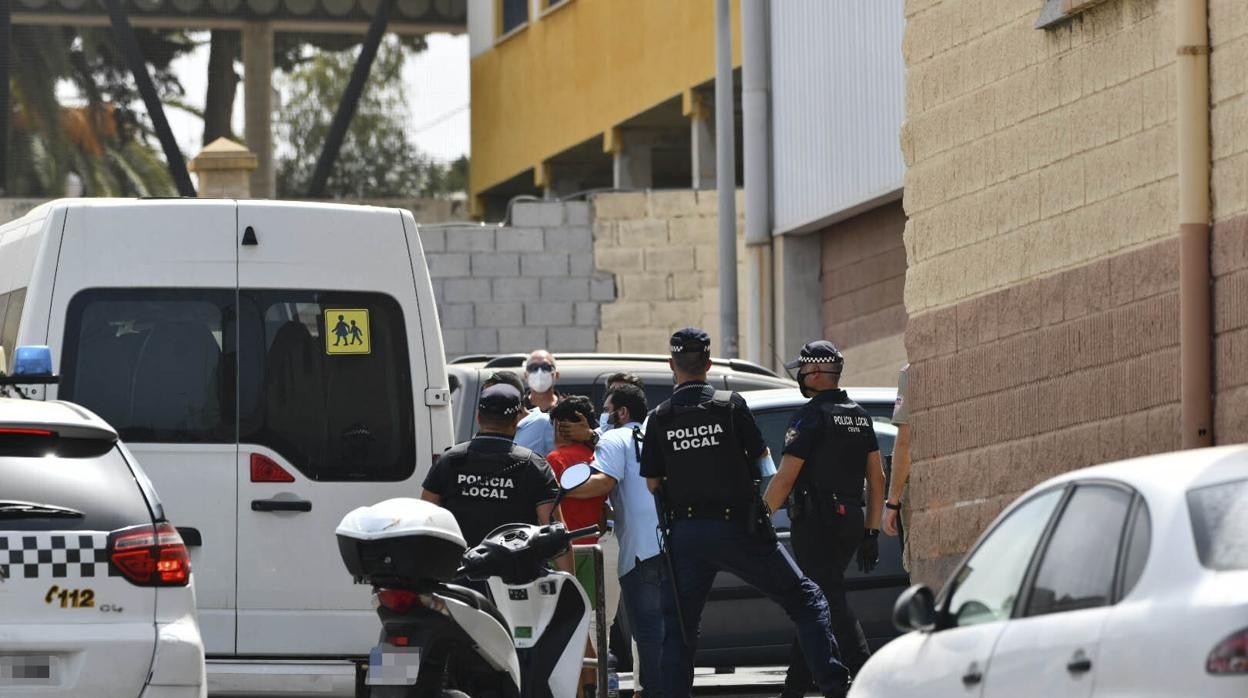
[892,584,937,633]
[559,463,593,492]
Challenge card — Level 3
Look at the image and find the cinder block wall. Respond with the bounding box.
[591,190,747,356]
[902,0,1248,587]
[424,201,614,356]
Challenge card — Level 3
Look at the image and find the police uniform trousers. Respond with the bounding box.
[660,518,850,698]
[783,506,872,694]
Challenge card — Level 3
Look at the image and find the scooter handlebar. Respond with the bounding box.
[565,525,601,541]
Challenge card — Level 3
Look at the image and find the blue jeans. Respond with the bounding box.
[660,519,849,698]
[619,555,666,698]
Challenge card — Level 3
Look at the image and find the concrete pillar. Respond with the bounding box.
[684,91,716,190]
[606,128,653,190]
[242,21,274,199]
[772,232,824,368]
[189,137,258,198]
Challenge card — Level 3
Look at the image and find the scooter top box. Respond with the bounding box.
[336,498,468,583]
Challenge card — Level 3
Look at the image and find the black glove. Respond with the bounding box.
[857,530,880,573]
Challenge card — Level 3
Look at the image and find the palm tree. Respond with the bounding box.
[5,25,182,197]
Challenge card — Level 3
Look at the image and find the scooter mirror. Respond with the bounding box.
[559,463,593,491]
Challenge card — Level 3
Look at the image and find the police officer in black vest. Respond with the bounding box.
[764,341,885,694]
[641,328,849,698]
[420,382,562,550]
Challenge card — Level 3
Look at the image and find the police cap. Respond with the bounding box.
[670,327,711,354]
[783,340,845,372]
[478,383,524,416]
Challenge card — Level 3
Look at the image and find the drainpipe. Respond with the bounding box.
[714,0,739,358]
[742,0,773,367]
[1176,0,1213,448]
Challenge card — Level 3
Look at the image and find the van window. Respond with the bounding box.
[238,290,415,482]
[61,289,235,443]
[0,287,26,366]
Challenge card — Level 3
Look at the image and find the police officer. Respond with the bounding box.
[421,383,562,550]
[763,341,885,693]
[641,328,849,698]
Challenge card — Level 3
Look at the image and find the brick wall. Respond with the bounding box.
[592,190,747,355]
[423,201,615,356]
[1213,214,1248,443]
[1211,0,1248,220]
[905,240,1182,583]
[901,0,1248,587]
[820,201,908,387]
[902,0,1178,316]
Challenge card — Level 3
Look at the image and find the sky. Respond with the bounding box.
[164,32,470,164]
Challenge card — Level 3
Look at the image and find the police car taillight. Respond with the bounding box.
[108,522,191,586]
[1208,627,1248,675]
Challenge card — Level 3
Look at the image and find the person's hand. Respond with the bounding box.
[882,508,899,536]
[857,533,880,573]
[556,413,596,445]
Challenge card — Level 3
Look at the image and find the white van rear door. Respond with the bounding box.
[45,200,239,655]
[234,202,431,655]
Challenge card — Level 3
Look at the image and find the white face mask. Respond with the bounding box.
[527,370,554,393]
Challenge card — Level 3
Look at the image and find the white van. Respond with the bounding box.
[0,199,455,695]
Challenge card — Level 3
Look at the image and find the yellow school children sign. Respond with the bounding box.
[325,309,371,355]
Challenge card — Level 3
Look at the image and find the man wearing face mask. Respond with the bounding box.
[514,350,560,455]
[763,341,885,693]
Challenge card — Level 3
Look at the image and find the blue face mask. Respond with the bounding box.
[598,412,610,431]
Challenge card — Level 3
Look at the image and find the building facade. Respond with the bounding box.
[766,1,907,386]
[901,0,1248,586]
[468,0,743,218]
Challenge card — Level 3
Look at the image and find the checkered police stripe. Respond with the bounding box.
[0,532,120,580]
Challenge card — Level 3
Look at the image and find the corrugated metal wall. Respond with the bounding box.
[770,0,905,235]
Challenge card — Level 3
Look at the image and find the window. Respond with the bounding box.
[1025,485,1131,616]
[1,446,154,533]
[0,287,26,367]
[239,290,415,482]
[500,0,528,35]
[945,488,1064,627]
[1119,500,1151,597]
[1188,478,1248,571]
[61,289,235,444]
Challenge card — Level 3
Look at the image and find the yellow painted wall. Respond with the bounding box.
[470,0,741,206]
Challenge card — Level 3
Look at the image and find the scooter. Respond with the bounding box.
[336,464,599,698]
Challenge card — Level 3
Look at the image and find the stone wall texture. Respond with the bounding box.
[820,201,909,387]
[591,190,748,356]
[902,0,1248,587]
[424,201,614,357]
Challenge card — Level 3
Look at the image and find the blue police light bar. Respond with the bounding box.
[0,346,59,386]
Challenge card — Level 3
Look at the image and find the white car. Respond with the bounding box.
[0,394,205,698]
[851,445,1248,698]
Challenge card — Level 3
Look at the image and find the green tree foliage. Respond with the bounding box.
[5,25,190,197]
[275,35,463,199]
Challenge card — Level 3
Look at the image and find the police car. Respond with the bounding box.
[0,347,205,698]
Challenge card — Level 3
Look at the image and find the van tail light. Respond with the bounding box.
[251,453,295,483]
[109,523,191,586]
[1208,627,1248,675]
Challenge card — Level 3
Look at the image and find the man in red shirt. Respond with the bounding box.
[548,395,607,543]
[548,395,613,696]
